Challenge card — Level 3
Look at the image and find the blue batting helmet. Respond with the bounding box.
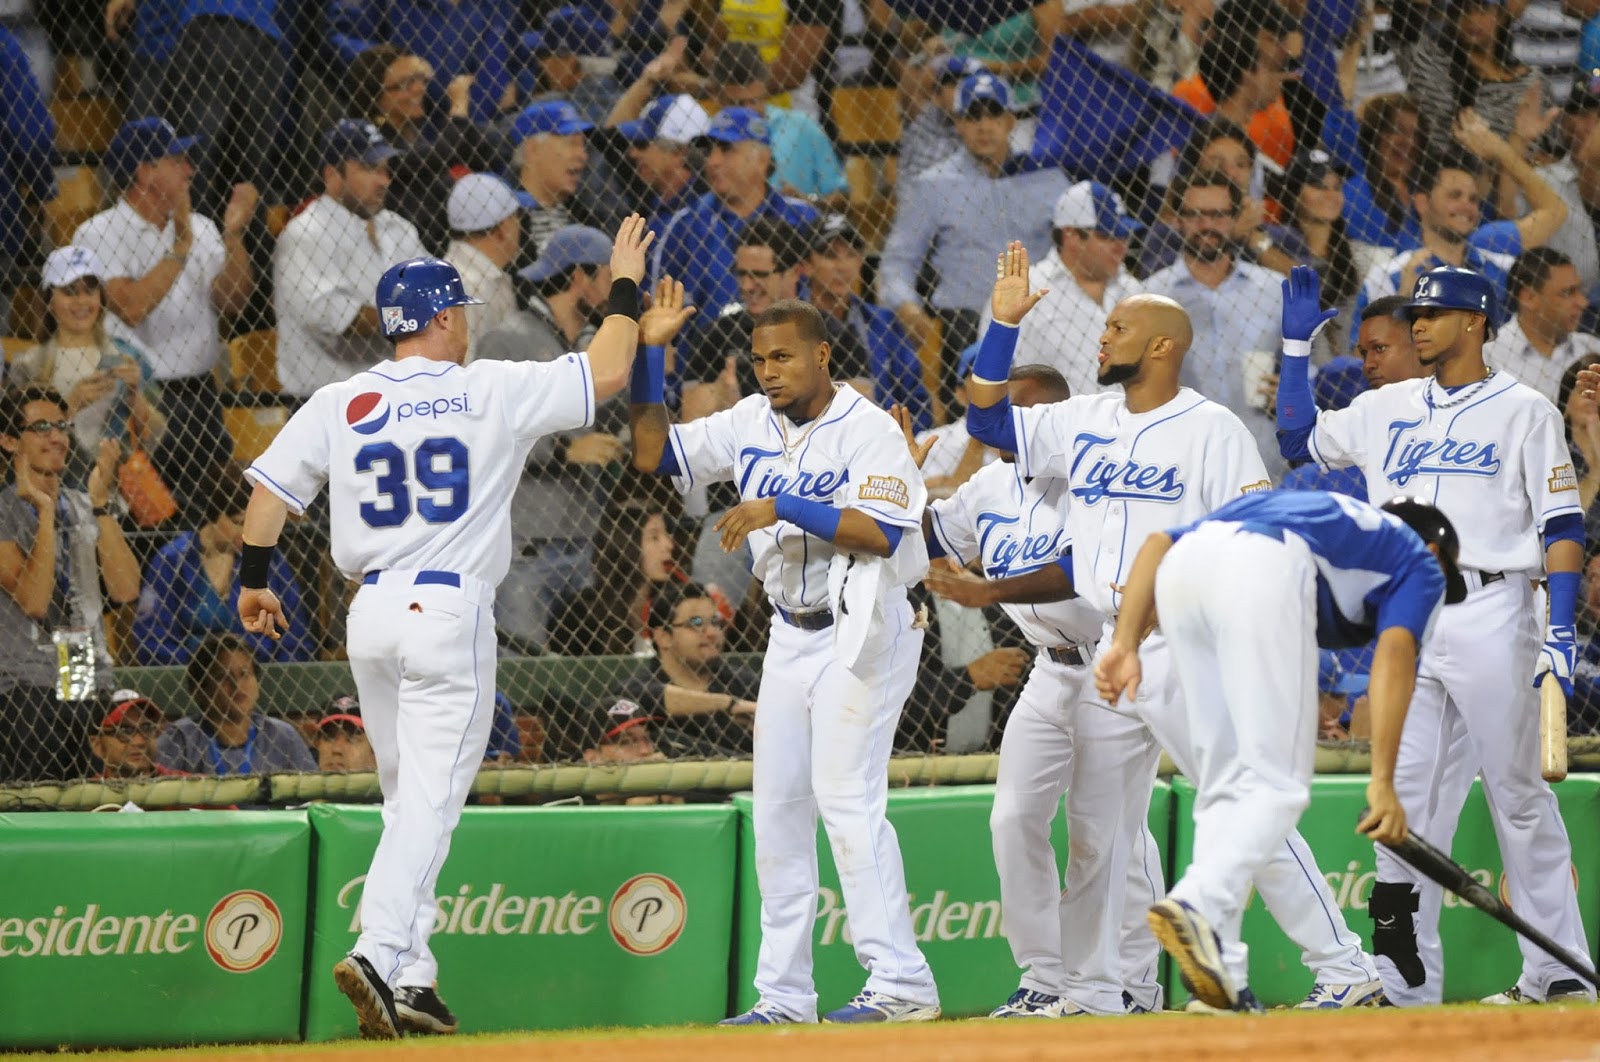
[374,257,485,339]
[1401,266,1500,330]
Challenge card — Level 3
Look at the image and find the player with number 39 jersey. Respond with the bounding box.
[236,218,654,1040]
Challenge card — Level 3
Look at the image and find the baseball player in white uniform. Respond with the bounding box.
[1095,490,1460,1011]
[965,244,1387,1013]
[236,218,654,1038]
[919,364,1165,1017]
[630,288,940,1024]
[1277,264,1595,1006]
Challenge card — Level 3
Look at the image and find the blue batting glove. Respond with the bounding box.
[1535,624,1577,698]
[1282,265,1340,345]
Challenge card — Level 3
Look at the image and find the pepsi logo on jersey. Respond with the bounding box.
[1067,434,1186,505]
[735,446,848,501]
[346,392,392,435]
[345,392,473,434]
[976,511,1066,579]
[1382,419,1502,487]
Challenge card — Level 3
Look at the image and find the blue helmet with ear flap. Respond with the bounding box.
[1401,266,1500,331]
[373,257,484,339]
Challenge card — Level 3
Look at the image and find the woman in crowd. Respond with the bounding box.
[1342,92,1426,249]
[1396,0,1548,155]
[548,498,729,656]
[132,469,313,665]
[10,246,164,489]
[155,633,317,776]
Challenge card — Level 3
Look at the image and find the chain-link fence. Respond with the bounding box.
[4,0,1600,807]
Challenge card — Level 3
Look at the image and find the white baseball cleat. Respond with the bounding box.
[1147,898,1238,1011]
[988,989,1061,1018]
[1296,980,1388,1009]
[823,991,941,1023]
[1481,979,1590,1005]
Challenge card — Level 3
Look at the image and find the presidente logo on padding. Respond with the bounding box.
[346,392,391,435]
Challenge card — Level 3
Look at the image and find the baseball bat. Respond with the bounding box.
[1541,673,1568,783]
[1372,822,1598,987]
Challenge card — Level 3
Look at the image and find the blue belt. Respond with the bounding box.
[363,570,461,588]
[777,607,834,631]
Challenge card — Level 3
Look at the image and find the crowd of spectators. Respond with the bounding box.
[10,0,1600,788]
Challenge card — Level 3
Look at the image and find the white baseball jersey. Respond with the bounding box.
[245,355,595,585]
[1007,388,1272,615]
[926,460,1105,648]
[666,384,928,610]
[1304,371,1580,574]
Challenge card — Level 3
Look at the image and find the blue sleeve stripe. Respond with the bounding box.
[854,502,920,528]
[874,519,905,554]
[578,352,594,427]
[244,466,308,514]
[928,507,968,566]
[665,427,691,484]
[1543,511,1585,548]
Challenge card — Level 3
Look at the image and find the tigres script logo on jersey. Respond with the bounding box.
[736,447,848,500]
[1068,433,1185,505]
[976,511,1067,579]
[860,475,909,508]
[1382,420,1502,487]
[1550,464,1578,493]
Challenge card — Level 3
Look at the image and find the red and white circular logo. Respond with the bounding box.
[205,890,283,973]
[608,874,687,956]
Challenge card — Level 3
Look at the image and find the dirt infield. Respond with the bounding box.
[79,1006,1600,1062]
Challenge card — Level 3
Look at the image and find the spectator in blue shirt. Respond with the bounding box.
[0,27,54,337]
[1342,93,1424,250]
[134,469,313,665]
[709,42,847,207]
[611,93,710,236]
[878,72,1069,409]
[807,213,934,432]
[329,0,521,128]
[649,106,818,348]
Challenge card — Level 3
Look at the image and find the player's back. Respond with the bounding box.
[255,354,594,588]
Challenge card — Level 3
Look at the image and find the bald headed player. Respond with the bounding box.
[966,244,1386,1013]
[631,284,939,1024]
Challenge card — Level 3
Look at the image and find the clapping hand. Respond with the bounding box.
[639,276,696,346]
[890,403,935,468]
[610,214,654,284]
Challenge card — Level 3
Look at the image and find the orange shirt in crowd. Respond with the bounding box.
[1171,75,1295,167]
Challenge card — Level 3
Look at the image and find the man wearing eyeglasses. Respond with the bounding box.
[608,579,758,756]
[90,690,185,780]
[1144,168,1286,478]
[0,386,142,784]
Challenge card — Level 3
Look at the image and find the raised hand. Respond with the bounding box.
[86,439,120,508]
[640,276,696,345]
[610,214,654,284]
[1281,265,1339,344]
[991,241,1048,326]
[223,183,260,238]
[890,403,935,468]
[14,456,57,511]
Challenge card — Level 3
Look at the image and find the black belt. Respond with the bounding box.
[1461,569,1505,594]
[1046,644,1091,666]
[777,607,834,631]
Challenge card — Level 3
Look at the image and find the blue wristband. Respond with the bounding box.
[1549,570,1580,630]
[971,321,1019,383]
[773,493,843,540]
[630,345,665,404]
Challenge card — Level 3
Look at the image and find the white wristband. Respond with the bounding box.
[1282,339,1313,359]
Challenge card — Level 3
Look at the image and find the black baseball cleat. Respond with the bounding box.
[332,952,402,1040]
[395,985,460,1034]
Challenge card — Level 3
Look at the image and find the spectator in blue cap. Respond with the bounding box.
[880,72,1069,410]
[899,53,989,189]
[482,224,627,654]
[649,104,818,350]
[511,99,596,255]
[609,93,710,235]
[709,42,847,206]
[73,114,257,521]
[528,5,619,124]
[273,119,427,400]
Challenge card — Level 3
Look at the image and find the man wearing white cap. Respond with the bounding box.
[444,174,523,360]
[978,182,1145,399]
[610,93,712,236]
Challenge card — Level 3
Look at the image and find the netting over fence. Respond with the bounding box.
[5,0,1600,805]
